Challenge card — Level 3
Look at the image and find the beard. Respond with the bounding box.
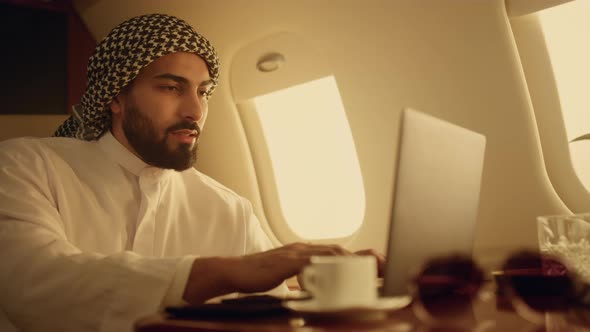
[122,104,199,171]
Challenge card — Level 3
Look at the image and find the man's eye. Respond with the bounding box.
[162,85,179,92]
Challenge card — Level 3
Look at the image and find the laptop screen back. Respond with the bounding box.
[382,108,486,297]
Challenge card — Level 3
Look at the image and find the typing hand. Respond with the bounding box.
[183,242,352,304]
[230,243,353,293]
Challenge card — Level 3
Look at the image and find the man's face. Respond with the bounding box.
[110,52,213,171]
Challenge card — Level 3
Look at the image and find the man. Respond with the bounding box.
[0,14,382,332]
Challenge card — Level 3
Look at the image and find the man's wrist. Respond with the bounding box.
[162,256,196,307]
[182,256,241,304]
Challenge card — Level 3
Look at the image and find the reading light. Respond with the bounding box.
[256,53,285,72]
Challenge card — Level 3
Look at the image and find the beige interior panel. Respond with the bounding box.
[510,14,590,214]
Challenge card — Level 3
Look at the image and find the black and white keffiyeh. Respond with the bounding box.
[54,14,220,140]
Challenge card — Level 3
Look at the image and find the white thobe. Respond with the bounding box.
[0,132,285,332]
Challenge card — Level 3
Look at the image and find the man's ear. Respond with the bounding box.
[110,95,124,115]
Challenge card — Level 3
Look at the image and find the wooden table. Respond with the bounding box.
[136,288,585,332]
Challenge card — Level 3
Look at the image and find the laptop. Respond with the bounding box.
[382,108,487,297]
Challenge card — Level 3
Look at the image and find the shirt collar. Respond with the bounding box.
[97,131,172,179]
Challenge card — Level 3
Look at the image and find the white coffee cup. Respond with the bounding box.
[301,255,378,309]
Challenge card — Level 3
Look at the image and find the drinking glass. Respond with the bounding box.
[538,213,590,282]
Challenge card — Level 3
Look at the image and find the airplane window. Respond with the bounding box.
[246,76,365,240]
[537,1,590,191]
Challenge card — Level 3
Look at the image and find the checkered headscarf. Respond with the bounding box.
[54,14,220,140]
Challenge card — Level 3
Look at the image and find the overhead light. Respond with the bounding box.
[256,53,285,73]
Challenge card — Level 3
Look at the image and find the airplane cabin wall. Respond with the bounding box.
[53,0,574,270]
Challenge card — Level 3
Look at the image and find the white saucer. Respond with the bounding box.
[283,296,411,317]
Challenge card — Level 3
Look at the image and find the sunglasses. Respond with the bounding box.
[409,250,590,330]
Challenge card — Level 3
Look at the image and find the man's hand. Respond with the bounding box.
[183,242,352,304]
[354,249,386,277]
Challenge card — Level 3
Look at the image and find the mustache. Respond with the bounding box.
[166,121,201,136]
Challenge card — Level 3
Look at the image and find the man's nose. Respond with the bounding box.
[181,92,206,122]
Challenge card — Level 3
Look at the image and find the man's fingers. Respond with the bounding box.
[231,245,386,295]
[355,248,385,260]
[286,242,352,256]
[354,249,386,277]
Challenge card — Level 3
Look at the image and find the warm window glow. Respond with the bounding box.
[253,76,365,239]
[539,2,590,191]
